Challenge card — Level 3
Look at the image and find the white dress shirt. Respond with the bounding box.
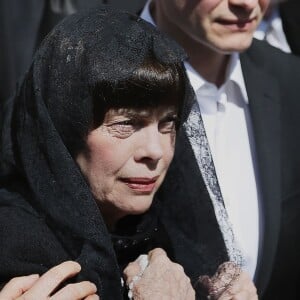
[141,0,262,279]
[254,6,291,53]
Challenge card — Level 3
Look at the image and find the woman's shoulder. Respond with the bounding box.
[0,187,41,222]
[0,187,68,259]
[0,188,70,280]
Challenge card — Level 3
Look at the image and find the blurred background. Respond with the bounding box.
[1,0,299,104]
[0,0,146,103]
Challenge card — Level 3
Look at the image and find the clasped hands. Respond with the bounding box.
[123,248,257,300]
[0,248,257,300]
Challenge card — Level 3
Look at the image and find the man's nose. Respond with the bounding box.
[228,0,259,11]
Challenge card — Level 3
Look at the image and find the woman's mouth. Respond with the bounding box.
[120,177,158,193]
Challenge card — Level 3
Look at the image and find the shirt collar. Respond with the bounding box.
[140,0,248,104]
[228,53,249,104]
[185,54,248,104]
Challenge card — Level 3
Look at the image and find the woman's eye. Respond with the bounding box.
[108,120,137,138]
[159,117,178,133]
[114,120,134,128]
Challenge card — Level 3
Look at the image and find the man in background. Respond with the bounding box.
[137,1,300,299]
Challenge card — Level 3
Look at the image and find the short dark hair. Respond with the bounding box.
[91,55,186,129]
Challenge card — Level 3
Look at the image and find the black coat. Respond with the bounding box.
[280,0,300,55]
[158,39,300,300]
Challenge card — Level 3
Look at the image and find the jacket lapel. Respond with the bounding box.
[241,46,281,296]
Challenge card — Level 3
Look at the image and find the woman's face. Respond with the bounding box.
[76,105,178,226]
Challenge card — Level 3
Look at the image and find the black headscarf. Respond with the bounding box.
[0,6,190,299]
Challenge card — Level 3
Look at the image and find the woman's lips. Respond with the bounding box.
[120,177,158,193]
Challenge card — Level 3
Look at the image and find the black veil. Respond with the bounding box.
[0,7,189,299]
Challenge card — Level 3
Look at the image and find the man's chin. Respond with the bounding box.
[210,37,255,54]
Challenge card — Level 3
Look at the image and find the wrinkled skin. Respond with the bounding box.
[199,262,258,300]
[124,248,195,300]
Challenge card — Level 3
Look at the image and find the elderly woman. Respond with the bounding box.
[0,6,193,299]
[0,7,257,300]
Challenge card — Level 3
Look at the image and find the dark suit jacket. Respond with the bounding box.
[280,0,300,55]
[158,39,300,300]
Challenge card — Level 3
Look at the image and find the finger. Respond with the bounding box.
[131,257,194,300]
[187,285,196,299]
[50,281,97,300]
[84,294,100,300]
[147,248,167,260]
[230,290,258,300]
[224,271,256,296]
[176,270,195,299]
[0,274,39,299]
[22,261,81,298]
[218,287,257,300]
[147,248,171,271]
[123,260,142,284]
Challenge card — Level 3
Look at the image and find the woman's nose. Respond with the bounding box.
[134,126,164,163]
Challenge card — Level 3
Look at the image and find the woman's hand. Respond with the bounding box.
[0,261,99,300]
[217,270,258,300]
[198,261,258,300]
[123,248,195,300]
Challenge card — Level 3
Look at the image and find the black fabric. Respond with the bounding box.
[111,198,174,271]
[279,0,300,56]
[0,7,188,299]
[243,40,300,300]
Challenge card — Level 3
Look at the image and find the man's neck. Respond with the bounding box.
[187,44,230,87]
[151,1,230,87]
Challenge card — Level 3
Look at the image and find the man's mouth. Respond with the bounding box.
[216,17,256,30]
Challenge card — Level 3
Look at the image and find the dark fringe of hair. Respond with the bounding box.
[91,56,185,128]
